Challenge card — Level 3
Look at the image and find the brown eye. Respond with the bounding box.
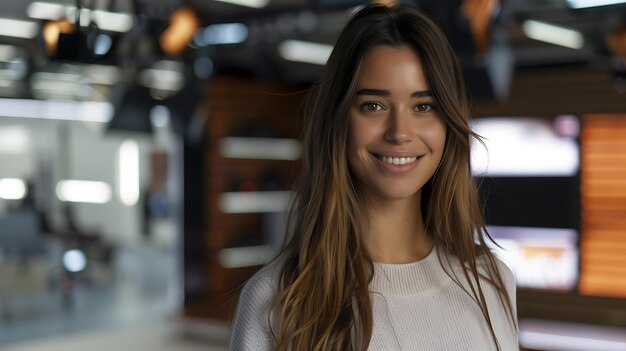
[415,103,434,112]
[362,102,383,112]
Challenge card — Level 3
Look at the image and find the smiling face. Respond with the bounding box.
[347,45,447,203]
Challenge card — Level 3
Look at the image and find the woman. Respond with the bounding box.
[230,4,518,350]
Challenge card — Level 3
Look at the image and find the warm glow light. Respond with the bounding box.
[278,40,333,65]
[0,18,39,39]
[580,114,626,298]
[462,0,498,53]
[0,178,27,200]
[56,180,112,204]
[118,140,140,206]
[160,6,200,56]
[43,20,75,56]
[523,20,584,49]
[371,0,396,5]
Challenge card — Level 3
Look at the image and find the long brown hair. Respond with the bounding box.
[271,4,516,350]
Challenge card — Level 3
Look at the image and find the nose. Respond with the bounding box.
[384,109,412,144]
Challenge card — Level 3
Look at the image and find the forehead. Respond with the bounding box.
[355,45,429,92]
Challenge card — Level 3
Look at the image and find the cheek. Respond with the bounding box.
[422,119,447,155]
[347,117,375,176]
[348,117,373,153]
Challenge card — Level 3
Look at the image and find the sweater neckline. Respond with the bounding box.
[370,245,452,296]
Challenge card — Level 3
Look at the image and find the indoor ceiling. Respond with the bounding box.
[0,0,625,102]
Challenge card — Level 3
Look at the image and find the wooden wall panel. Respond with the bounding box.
[580,115,626,298]
[185,76,306,321]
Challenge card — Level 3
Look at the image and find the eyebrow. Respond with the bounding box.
[355,89,432,98]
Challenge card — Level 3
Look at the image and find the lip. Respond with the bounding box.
[372,151,420,158]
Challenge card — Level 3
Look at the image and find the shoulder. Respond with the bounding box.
[473,251,517,298]
[441,247,517,304]
[479,252,519,329]
[240,262,281,304]
[230,261,282,351]
[489,254,517,315]
[487,254,520,345]
[475,251,520,345]
[438,247,519,345]
[476,251,516,292]
[492,255,516,291]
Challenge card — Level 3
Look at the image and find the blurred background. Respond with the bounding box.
[0,0,624,350]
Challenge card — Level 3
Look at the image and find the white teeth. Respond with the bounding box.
[378,155,418,165]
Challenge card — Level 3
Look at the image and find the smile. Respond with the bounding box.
[377,155,419,165]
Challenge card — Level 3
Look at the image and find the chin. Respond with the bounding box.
[374,185,423,201]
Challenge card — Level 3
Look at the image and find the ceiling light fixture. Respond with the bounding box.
[0,98,113,123]
[0,127,30,154]
[27,2,65,20]
[56,180,112,204]
[0,18,39,39]
[522,20,584,50]
[0,178,28,200]
[278,40,333,65]
[88,10,134,32]
[63,249,87,272]
[28,2,133,33]
[193,23,248,46]
[566,0,626,8]
[118,139,140,207]
[212,0,270,9]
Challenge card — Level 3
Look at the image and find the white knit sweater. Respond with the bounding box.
[230,246,519,350]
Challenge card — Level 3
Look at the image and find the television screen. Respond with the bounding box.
[471,116,580,291]
[471,115,579,177]
[487,226,578,291]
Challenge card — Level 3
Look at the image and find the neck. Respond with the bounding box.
[364,192,433,264]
